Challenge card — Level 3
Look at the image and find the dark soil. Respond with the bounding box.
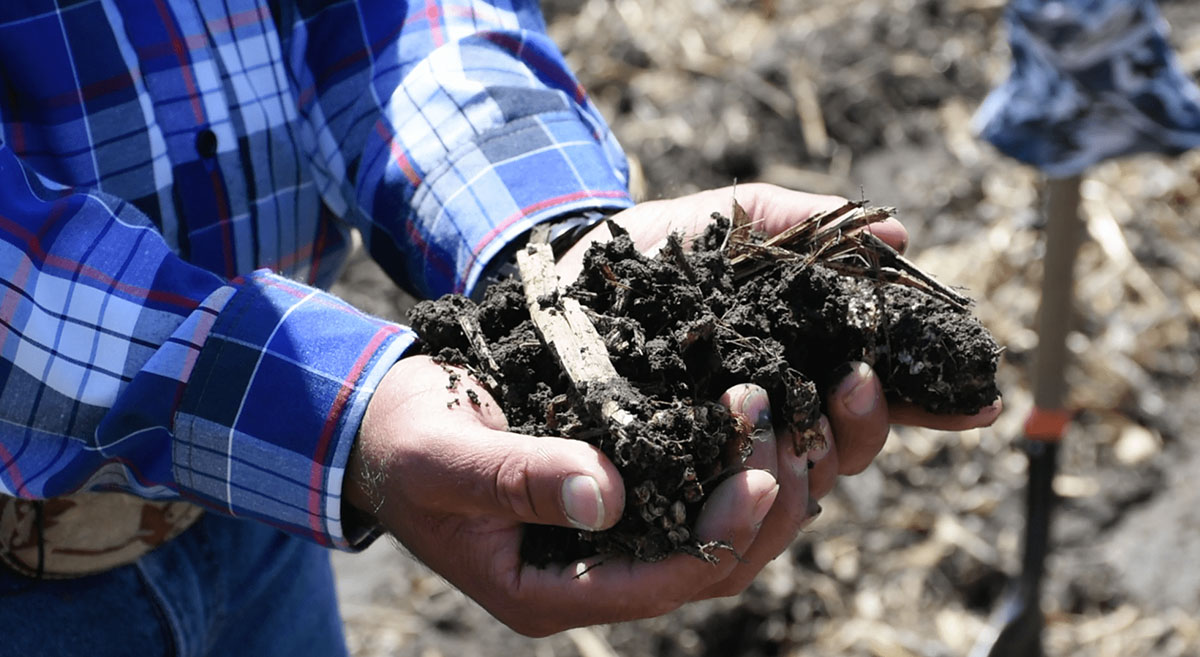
[409,206,999,566]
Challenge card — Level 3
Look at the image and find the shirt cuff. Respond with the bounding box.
[173,270,412,550]
[408,111,634,300]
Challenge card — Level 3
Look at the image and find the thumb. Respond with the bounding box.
[445,429,626,530]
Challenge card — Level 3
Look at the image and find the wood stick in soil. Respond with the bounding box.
[516,242,636,428]
[456,314,502,391]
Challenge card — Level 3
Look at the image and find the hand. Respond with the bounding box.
[554,184,1002,596]
[347,356,783,636]
[554,183,909,282]
[347,184,1001,635]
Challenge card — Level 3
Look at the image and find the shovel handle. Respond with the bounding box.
[1017,174,1084,603]
[1032,175,1084,411]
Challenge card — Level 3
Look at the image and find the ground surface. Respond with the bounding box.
[329,1,1200,655]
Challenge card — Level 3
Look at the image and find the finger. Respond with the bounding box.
[827,361,890,475]
[693,428,815,599]
[888,398,1003,430]
[720,384,778,475]
[863,217,908,253]
[496,469,779,635]
[409,427,626,531]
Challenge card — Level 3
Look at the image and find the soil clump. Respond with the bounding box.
[409,202,1000,566]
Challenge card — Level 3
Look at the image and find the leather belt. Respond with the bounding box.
[0,492,203,579]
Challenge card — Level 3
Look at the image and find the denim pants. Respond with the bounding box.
[0,511,349,657]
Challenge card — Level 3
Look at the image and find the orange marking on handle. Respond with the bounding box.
[1024,406,1074,441]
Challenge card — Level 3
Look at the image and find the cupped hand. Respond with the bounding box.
[347,356,785,636]
[348,184,1002,635]
[553,184,1002,593]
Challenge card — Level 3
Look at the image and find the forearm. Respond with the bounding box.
[0,143,411,549]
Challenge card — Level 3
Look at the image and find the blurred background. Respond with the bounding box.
[328,1,1200,655]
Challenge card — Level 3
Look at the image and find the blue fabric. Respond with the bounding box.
[974,0,1200,177]
[0,0,633,550]
[0,513,347,657]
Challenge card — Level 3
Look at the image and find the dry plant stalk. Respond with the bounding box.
[516,242,636,428]
[729,200,972,310]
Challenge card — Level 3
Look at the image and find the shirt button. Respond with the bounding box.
[195,128,218,158]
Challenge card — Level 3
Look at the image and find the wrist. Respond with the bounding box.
[340,406,390,544]
[343,436,380,516]
[340,358,409,538]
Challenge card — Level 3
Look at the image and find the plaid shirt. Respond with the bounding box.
[0,0,632,549]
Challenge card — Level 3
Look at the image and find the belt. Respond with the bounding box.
[0,492,203,579]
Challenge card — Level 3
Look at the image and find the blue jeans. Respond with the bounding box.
[0,512,349,657]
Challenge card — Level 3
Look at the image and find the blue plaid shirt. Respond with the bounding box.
[0,0,632,549]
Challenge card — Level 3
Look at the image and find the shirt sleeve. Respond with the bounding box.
[284,0,634,300]
[0,142,409,549]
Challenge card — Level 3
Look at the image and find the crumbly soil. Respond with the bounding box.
[409,209,999,565]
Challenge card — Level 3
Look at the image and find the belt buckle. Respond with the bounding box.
[0,492,203,579]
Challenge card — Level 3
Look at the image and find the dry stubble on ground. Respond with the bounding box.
[329,1,1200,655]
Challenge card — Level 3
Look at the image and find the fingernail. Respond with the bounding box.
[737,386,772,438]
[750,483,779,531]
[801,500,823,528]
[807,416,833,462]
[838,362,878,417]
[562,474,604,531]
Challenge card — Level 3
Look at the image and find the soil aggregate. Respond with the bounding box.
[409,207,999,565]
